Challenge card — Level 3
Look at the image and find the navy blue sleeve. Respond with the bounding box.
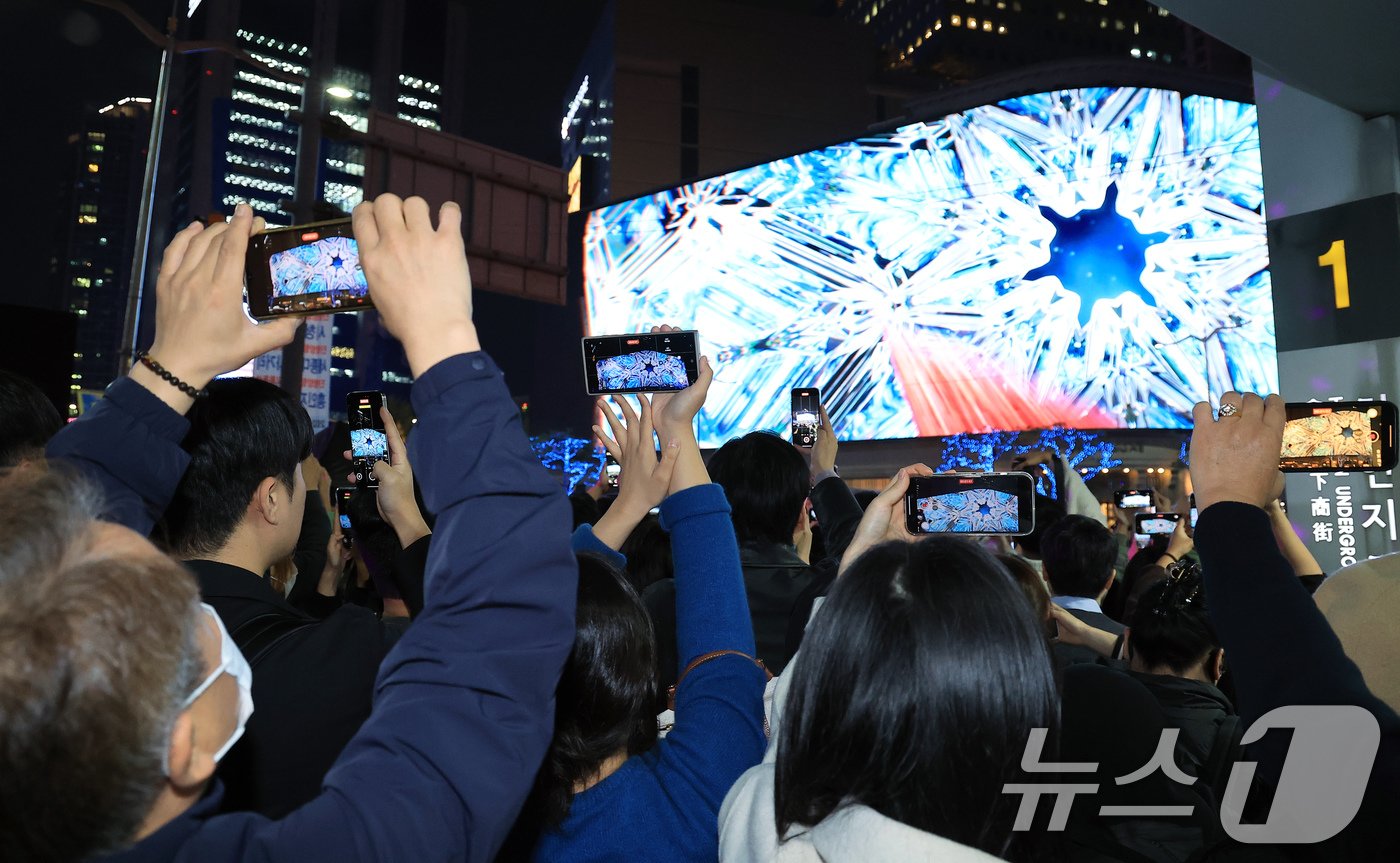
[181,352,578,863]
[45,377,191,534]
[1195,502,1400,781]
[571,523,627,571]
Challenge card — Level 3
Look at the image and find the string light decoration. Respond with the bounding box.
[936,427,1124,497]
[529,434,605,494]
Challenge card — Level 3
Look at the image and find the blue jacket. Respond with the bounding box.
[548,484,769,862]
[50,354,577,863]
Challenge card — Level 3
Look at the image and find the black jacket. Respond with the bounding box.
[644,475,863,685]
[190,560,406,818]
[1130,671,1234,779]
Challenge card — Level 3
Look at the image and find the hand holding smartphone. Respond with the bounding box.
[791,388,821,448]
[904,472,1035,536]
[348,391,388,489]
[335,486,356,541]
[245,218,375,319]
[582,330,700,395]
[1114,489,1154,509]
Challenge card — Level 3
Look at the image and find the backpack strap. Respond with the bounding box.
[230,611,318,669]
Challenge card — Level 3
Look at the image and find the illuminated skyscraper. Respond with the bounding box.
[51,98,153,395]
[838,0,1247,84]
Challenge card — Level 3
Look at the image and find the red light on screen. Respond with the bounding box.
[959,478,974,485]
[1312,408,1333,416]
[301,232,321,242]
[625,339,640,345]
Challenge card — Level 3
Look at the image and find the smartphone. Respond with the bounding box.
[605,454,621,489]
[348,390,387,488]
[582,330,700,395]
[1135,512,1181,535]
[1280,401,1398,472]
[245,218,373,319]
[335,486,355,539]
[1114,489,1154,509]
[904,472,1036,536]
[791,388,821,448]
[1189,494,1198,530]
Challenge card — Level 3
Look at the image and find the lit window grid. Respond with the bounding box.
[331,110,370,133]
[247,50,309,78]
[398,74,441,95]
[225,172,295,196]
[226,152,294,175]
[397,94,439,112]
[222,193,287,217]
[237,29,309,58]
[325,158,366,178]
[323,181,364,213]
[231,111,291,133]
[229,131,296,156]
[397,113,441,130]
[236,69,304,97]
[233,89,296,114]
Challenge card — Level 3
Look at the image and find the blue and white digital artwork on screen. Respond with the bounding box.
[584,87,1277,448]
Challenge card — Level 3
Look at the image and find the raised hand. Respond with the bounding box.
[808,405,839,475]
[589,394,681,551]
[1189,391,1286,512]
[341,406,429,548]
[352,195,480,377]
[138,204,301,411]
[838,463,935,575]
[649,325,714,440]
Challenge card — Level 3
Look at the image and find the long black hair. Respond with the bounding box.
[774,537,1059,861]
[502,552,659,856]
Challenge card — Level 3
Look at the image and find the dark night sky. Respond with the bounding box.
[0,0,604,310]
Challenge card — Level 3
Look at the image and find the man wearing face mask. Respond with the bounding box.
[5,197,576,863]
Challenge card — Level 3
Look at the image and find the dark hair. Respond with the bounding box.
[0,370,64,468]
[706,432,810,545]
[1040,514,1117,598]
[157,378,313,557]
[1127,566,1219,676]
[619,514,673,594]
[997,552,1051,632]
[516,553,658,838]
[0,464,204,860]
[1014,494,1066,558]
[853,488,879,511]
[775,538,1059,860]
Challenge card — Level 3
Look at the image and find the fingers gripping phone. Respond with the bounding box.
[245,218,374,319]
[348,391,387,489]
[1134,512,1181,535]
[792,388,821,448]
[335,486,355,540]
[904,472,1036,536]
[1280,401,1398,472]
[582,331,700,395]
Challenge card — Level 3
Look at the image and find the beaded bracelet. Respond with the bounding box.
[135,351,208,400]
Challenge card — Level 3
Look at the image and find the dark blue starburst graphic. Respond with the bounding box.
[1024,184,1168,327]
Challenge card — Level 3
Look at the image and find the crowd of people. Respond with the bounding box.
[0,194,1398,863]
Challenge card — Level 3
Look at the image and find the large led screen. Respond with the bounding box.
[584,87,1277,448]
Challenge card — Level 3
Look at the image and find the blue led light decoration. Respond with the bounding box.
[529,434,605,494]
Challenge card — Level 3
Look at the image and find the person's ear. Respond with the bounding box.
[253,476,285,526]
[1210,648,1225,683]
[164,710,213,792]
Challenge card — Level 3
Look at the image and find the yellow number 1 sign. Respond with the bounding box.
[1317,239,1351,309]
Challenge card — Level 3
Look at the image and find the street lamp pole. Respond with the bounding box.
[115,0,178,375]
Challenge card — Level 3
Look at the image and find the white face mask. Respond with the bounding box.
[164,603,255,775]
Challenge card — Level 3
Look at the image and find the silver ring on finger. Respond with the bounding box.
[1218,402,1240,417]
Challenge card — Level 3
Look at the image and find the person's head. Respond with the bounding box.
[998,552,1052,634]
[0,370,64,468]
[0,464,244,859]
[775,538,1058,860]
[1012,494,1065,560]
[157,379,313,567]
[707,432,810,546]
[1040,514,1117,600]
[1126,567,1222,684]
[527,553,658,830]
[1315,554,1400,713]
